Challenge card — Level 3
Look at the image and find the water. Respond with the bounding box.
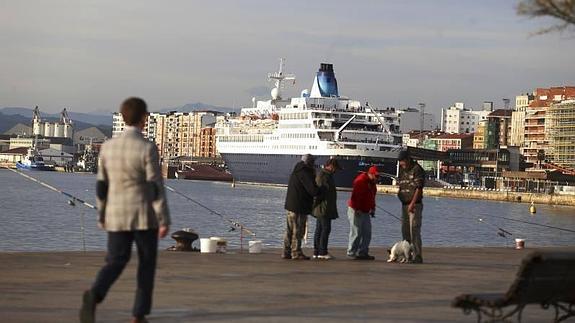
[1,169,574,252]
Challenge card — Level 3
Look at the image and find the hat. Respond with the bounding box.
[301,154,315,165]
[324,158,342,170]
[397,150,411,161]
[368,165,379,176]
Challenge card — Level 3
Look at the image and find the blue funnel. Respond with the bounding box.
[316,63,339,97]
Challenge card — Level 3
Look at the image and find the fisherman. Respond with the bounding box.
[80,97,171,323]
[397,150,425,264]
[283,154,321,260]
[312,158,341,260]
[347,165,379,260]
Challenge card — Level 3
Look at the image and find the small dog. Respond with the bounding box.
[387,240,414,263]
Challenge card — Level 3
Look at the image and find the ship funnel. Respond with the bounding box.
[310,63,339,98]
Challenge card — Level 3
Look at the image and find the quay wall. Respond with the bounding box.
[376,185,575,207]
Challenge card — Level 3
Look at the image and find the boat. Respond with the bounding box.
[177,164,233,182]
[16,146,55,171]
[215,59,403,187]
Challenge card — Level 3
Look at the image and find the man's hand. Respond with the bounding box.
[159,225,169,239]
[369,209,375,218]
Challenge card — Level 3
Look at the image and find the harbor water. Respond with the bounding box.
[0,169,574,252]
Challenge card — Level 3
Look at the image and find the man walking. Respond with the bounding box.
[347,165,378,260]
[312,158,341,260]
[397,150,425,264]
[80,97,171,323]
[283,154,321,260]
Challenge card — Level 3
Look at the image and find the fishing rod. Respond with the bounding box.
[478,218,513,239]
[5,167,97,211]
[477,213,575,234]
[375,205,402,222]
[164,185,256,237]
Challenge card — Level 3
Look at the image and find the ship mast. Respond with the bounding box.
[267,58,295,101]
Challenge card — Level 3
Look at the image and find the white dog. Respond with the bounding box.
[387,240,414,263]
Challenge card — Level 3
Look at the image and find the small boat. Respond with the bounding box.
[16,147,55,171]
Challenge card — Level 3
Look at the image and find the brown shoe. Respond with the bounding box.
[79,290,96,323]
[131,316,149,323]
[281,254,292,259]
[292,254,310,260]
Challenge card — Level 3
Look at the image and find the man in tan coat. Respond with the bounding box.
[80,97,170,323]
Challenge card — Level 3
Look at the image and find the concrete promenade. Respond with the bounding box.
[1,247,573,322]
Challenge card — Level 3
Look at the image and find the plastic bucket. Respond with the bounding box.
[210,237,227,254]
[249,240,263,254]
[515,238,525,250]
[200,238,217,253]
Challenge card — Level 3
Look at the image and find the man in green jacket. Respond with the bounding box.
[312,158,341,260]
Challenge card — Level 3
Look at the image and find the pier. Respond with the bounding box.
[1,247,573,322]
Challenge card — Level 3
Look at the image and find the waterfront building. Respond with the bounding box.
[444,147,523,186]
[37,148,73,166]
[199,127,217,158]
[523,86,575,167]
[396,107,437,133]
[0,147,28,163]
[112,111,218,161]
[440,102,491,134]
[473,120,487,149]
[546,100,575,170]
[9,137,51,150]
[31,107,74,139]
[510,93,534,147]
[486,109,513,148]
[429,133,474,152]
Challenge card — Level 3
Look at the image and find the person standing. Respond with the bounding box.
[312,158,341,260]
[347,165,378,260]
[283,154,321,260]
[397,150,425,264]
[80,98,171,323]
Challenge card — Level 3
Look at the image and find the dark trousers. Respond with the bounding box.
[313,217,332,256]
[91,229,158,317]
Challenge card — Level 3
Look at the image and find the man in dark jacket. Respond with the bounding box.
[312,158,341,260]
[347,165,378,260]
[397,150,425,263]
[283,154,321,260]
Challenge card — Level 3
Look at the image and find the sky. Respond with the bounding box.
[1,0,574,116]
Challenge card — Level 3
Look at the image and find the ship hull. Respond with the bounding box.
[220,153,397,188]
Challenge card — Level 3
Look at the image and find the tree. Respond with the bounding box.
[517,0,575,34]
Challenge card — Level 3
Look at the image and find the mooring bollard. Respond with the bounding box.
[168,229,199,251]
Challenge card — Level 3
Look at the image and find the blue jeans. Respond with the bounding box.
[347,207,371,256]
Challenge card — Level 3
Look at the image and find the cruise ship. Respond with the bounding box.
[215,60,403,187]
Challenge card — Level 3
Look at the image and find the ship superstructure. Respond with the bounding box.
[216,60,402,187]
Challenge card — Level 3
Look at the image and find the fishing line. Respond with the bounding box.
[5,167,97,211]
[476,213,575,234]
[477,218,513,239]
[375,205,402,222]
[164,185,256,236]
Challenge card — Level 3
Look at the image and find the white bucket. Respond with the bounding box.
[249,240,263,254]
[210,237,227,254]
[515,238,526,250]
[200,238,217,253]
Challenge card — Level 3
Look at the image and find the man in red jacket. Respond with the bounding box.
[347,165,378,260]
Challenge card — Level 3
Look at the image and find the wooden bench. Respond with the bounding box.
[452,251,575,322]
